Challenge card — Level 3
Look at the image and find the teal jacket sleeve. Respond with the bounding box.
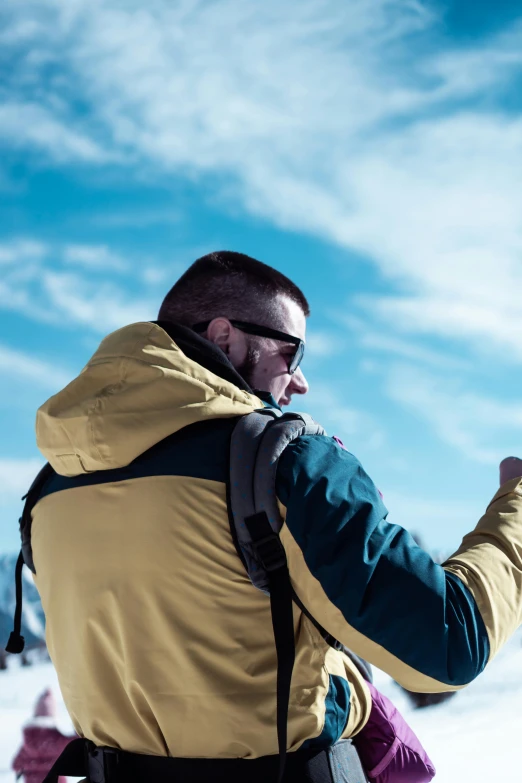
[276,434,490,692]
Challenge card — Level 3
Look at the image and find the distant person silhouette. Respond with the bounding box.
[12,688,75,783]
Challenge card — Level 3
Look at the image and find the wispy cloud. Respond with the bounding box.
[0,344,72,389]
[0,458,43,501]
[0,239,47,265]
[2,0,522,364]
[0,102,109,164]
[0,237,159,332]
[91,208,183,229]
[359,333,470,371]
[338,314,472,371]
[306,330,346,360]
[380,489,485,553]
[64,244,127,271]
[385,363,522,464]
[299,381,386,452]
[370,290,522,363]
[42,270,157,332]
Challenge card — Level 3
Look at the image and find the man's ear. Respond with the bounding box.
[206,318,248,365]
[206,318,233,355]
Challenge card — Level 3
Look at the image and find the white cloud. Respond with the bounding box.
[42,271,157,332]
[359,333,470,371]
[305,331,345,359]
[63,244,127,271]
[379,489,485,554]
[0,344,72,389]
[424,19,522,100]
[0,102,109,164]
[0,237,159,332]
[0,261,58,325]
[0,458,43,500]
[370,293,522,363]
[299,382,385,452]
[91,208,183,229]
[338,315,472,371]
[385,363,522,464]
[0,239,47,265]
[2,0,522,365]
[0,1,484,173]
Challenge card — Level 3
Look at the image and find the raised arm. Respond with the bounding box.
[276,435,522,693]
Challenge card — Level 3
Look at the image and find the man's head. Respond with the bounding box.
[158,251,310,405]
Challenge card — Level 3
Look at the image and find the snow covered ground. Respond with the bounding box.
[1,629,521,782]
[373,627,522,782]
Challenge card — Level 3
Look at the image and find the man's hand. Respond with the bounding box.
[499,457,522,485]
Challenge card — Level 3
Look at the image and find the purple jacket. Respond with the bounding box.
[12,720,75,783]
[353,682,436,782]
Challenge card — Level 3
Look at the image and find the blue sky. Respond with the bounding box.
[1,0,522,554]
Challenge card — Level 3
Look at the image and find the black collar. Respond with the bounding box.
[153,321,281,410]
[154,321,253,393]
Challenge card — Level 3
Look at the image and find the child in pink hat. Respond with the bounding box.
[12,688,76,783]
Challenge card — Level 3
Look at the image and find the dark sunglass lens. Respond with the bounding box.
[289,342,304,374]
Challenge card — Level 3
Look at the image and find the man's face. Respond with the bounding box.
[244,297,309,406]
[206,296,309,406]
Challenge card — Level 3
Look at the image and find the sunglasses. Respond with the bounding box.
[193,319,305,375]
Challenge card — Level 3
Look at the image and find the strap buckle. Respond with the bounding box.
[86,742,120,783]
[244,512,287,573]
[253,533,287,572]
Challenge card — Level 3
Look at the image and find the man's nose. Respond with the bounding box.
[290,367,309,396]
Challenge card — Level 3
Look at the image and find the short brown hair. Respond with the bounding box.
[158,251,310,328]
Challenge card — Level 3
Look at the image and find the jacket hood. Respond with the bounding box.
[36,322,263,477]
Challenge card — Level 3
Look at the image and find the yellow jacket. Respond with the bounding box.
[31,321,522,758]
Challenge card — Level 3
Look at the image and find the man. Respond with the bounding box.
[31,252,522,781]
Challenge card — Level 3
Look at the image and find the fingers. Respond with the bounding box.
[499,457,522,485]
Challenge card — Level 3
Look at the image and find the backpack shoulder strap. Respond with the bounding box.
[229,409,325,592]
[229,409,326,782]
[243,413,375,683]
[5,462,54,655]
[21,462,55,574]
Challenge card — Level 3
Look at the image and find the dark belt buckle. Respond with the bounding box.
[86,741,120,783]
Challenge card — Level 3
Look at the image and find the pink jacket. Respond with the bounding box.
[12,720,74,783]
[12,687,76,783]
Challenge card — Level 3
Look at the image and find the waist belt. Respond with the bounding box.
[43,738,368,783]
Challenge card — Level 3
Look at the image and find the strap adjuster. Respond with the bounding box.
[253,533,287,572]
[244,512,287,572]
[86,742,120,783]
